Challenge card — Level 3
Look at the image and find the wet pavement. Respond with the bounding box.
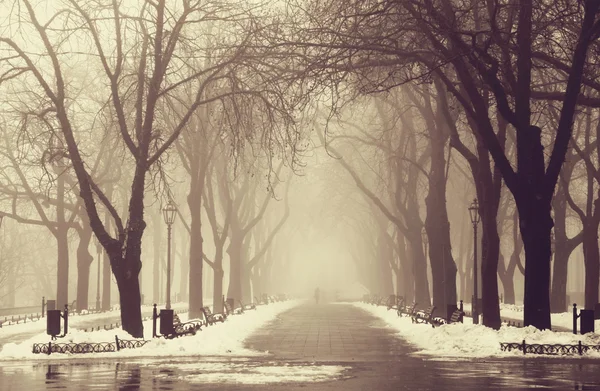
[2,303,600,390]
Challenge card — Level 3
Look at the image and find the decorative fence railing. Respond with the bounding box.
[500,340,600,356]
[32,336,150,355]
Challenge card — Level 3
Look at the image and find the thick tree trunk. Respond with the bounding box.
[480,201,502,329]
[241,239,252,302]
[102,245,111,311]
[179,234,189,302]
[378,234,395,296]
[583,222,600,309]
[499,209,522,305]
[188,190,204,319]
[395,232,411,299]
[101,194,113,312]
[76,225,93,312]
[213,267,224,313]
[113,251,143,338]
[407,229,431,306]
[424,149,457,312]
[242,265,252,303]
[226,232,243,304]
[519,196,553,329]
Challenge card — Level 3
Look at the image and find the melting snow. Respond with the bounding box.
[354,302,600,359]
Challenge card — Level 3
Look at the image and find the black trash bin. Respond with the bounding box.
[581,309,595,334]
[160,309,174,336]
[47,309,61,337]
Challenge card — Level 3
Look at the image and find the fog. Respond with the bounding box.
[0,0,597,338]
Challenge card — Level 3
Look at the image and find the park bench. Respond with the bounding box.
[394,297,406,316]
[387,295,403,311]
[224,301,243,316]
[254,296,268,306]
[201,306,226,326]
[412,305,437,326]
[400,302,418,317]
[369,294,381,305]
[165,313,203,338]
[431,309,464,327]
[239,299,257,311]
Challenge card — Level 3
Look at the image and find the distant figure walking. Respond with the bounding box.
[315,287,320,304]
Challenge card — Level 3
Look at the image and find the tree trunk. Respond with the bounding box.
[583,221,600,309]
[188,189,204,319]
[502,273,516,305]
[179,233,189,302]
[378,234,395,296]
[102,244,111,311]
[226,231,243,304]
[213,267,224,313]
[76,224,93,312]
[480,200,502,329]
[112,250,143,337]
[241,239,252,302]
[56,228,70,310]
[551,182,573,312]
[407,229,431,306]
[424,141,457,311]
[519,196,553,329]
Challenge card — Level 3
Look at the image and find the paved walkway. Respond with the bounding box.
[245,302,411,361]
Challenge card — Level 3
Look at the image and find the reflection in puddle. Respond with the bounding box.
[2,357,600,390]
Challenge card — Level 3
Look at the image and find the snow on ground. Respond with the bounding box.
[461,302,599,331]
[0,300,301,360]
[354,302,600,359]
[140,361,348,384]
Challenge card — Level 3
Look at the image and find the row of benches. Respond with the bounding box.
[363,294,464,328]
[166,295,287,338]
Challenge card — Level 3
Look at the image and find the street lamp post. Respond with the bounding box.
[468,198,481,325]
[95,240,102,311]
[162,200,177,310]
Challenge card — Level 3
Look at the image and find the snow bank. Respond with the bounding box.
[354,302,600,359]
[0,300,301,360]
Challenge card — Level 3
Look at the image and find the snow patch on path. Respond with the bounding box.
[154,361,348,384]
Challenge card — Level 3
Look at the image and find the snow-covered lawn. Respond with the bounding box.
[354,302,600,359]
[0,300,301,360]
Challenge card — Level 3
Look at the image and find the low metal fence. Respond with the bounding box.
[500,340,600,356]
[32,336,150,355]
